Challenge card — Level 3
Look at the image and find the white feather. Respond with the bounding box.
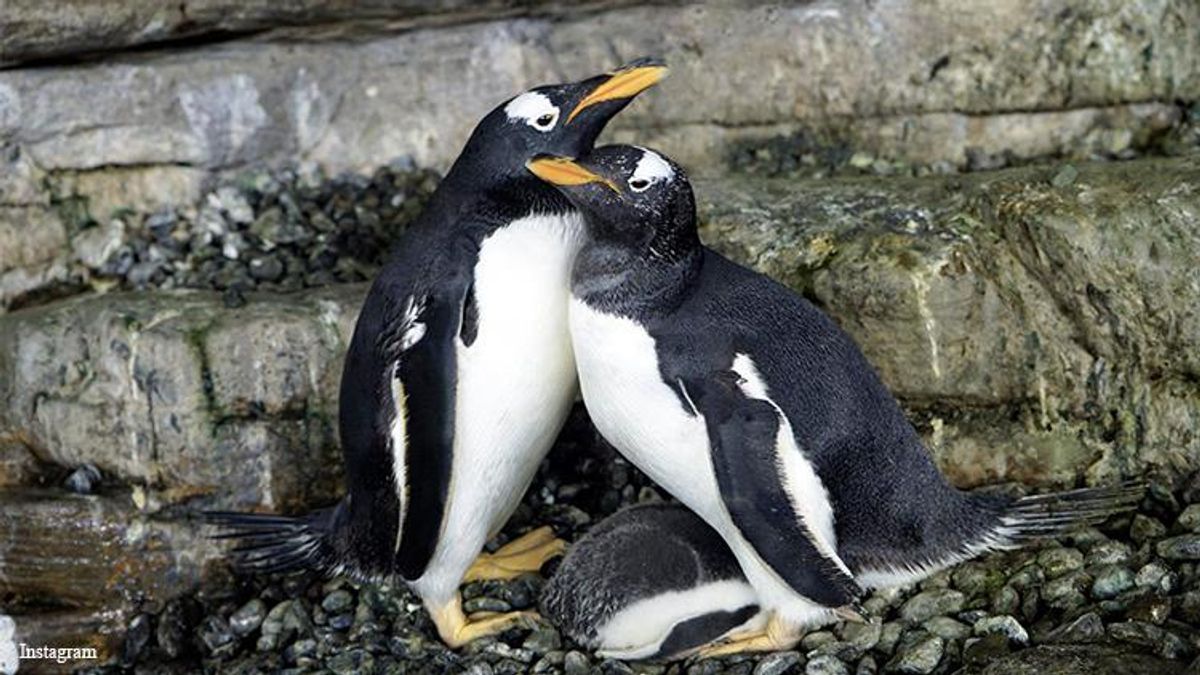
[409,213,583,605]
[595,580,763,660]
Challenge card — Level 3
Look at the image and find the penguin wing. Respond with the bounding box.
[680,370,863,608]
[376,270,473,580]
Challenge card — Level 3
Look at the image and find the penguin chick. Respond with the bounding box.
[541,502,765,662]
[204,60,668,649]
[528,146,1143,655]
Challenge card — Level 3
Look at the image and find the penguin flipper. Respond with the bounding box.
[682,373,863,609]
[375,274,474,581]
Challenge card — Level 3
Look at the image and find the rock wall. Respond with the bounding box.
[0,0,1198,667]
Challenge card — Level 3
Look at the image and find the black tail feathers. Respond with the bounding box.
[993,479,1145,546]
[204,506,342,577]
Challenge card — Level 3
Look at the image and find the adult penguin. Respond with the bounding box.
[207,60,667,647]
[527,145,1141,655]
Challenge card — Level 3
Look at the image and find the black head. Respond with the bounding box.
[526,144,700,263]
[447,59,668,215]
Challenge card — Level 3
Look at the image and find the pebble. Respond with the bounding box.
[1044,611,1105,643]
[1129,514,1167,543]
[1091,564,1135,599]
[1051,164,1079,188]
[922,617,970,641]
[1177,504,1200,532]
[1036,547,1084,578]
[199,615,237,657]
[563,650,591,675]
[972,615,1029,645]
[120,613,152,666]
[1086,541,1132,566]
[1157,534,1200,560]
[886,634,943,674]
[801,630,838,651]
[899,589,965,624]
[951,562,1005,595]
[754,651,801,675]
[229,598,266,636]
[806,654,848,675]
[64,463,102,494]
[990,585,1020,616]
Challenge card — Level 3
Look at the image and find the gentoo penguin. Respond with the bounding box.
[541,502,767,661]
[205,60,668,648]
[527,145,1142,655]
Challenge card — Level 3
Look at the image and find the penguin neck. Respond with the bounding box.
[430,154,574,228]
[572,239,703,321]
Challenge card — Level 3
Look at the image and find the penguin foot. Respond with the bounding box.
[463,526,567,582]
[428,595,542,648]
[696,614,799,658]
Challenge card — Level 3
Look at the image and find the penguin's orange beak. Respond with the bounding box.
[526,157,620,194]
[566,59,668,124]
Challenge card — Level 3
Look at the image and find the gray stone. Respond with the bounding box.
[973,615,1029,646]
[754,651,801,675]
[953,645,1185,675]
[806,654,848,675]
[1157,535,1200,561]
[1176,504,1200,532]
[1128,514,1166,543]
[899,589,965,624]
[1090,565,1135,599]
[1036,548,1084,579]
[1043,612,1106,644]
[886,634,943,674]
[922,617,970,641]
[0,1,1195,226]
[229,598,266,637]
[0,285,359,509]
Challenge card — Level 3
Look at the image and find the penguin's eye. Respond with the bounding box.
[504,92,561,134]
[628,178,652,192]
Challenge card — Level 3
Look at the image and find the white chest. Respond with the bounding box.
[567,298,723,515]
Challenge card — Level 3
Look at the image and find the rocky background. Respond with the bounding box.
[0,0,1198,673]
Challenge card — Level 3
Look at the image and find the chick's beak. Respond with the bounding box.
[526,157,621,194]
[566,57,668,124]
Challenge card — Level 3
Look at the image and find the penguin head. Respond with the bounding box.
[453,59,667,209]
[525,145,699,261]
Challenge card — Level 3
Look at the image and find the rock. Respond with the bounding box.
[321,590,354,614]
[1134,562,1175,593]
[0,2,1196,232]
[62,463,101,494]
[229,598,266,637]
[563,650,590,675]
[1090,565,1135,599]
[1176,504,1200,532]
[1107,621,1192,660]
[973,615,1029,646]
[899,589,965,624]
[991,586,1021,616]
[1043,612,1106,644]
[198,615,236,657]
[886,634,943,674]
[1042,570,1090,611]
[1128,515,1166,543]
[1157,535,1200,560]
[952,562,1007,596]
[0,285,360,509]
[806,654,848,675]
[922,617,970,641]
[1085,542,1131,567]
[1050,164,1079,188]
[754,651,801,675]
[953,645,1185,675]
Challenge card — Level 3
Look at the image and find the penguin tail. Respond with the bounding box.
[203,504,343,576]
[988,479,1145,547]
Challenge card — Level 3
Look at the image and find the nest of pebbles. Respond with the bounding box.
[72,161,440,308]
[78,407,1200,675]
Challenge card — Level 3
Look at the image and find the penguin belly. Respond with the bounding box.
[568,300,835,629]
[410,213,583,605]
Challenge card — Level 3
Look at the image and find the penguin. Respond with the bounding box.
[204,60,668,648]
[541,502,765,661]
[526,145,1143,655]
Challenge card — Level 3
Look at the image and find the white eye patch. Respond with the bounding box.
[504,92,559,132]
[629,147,675,192]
